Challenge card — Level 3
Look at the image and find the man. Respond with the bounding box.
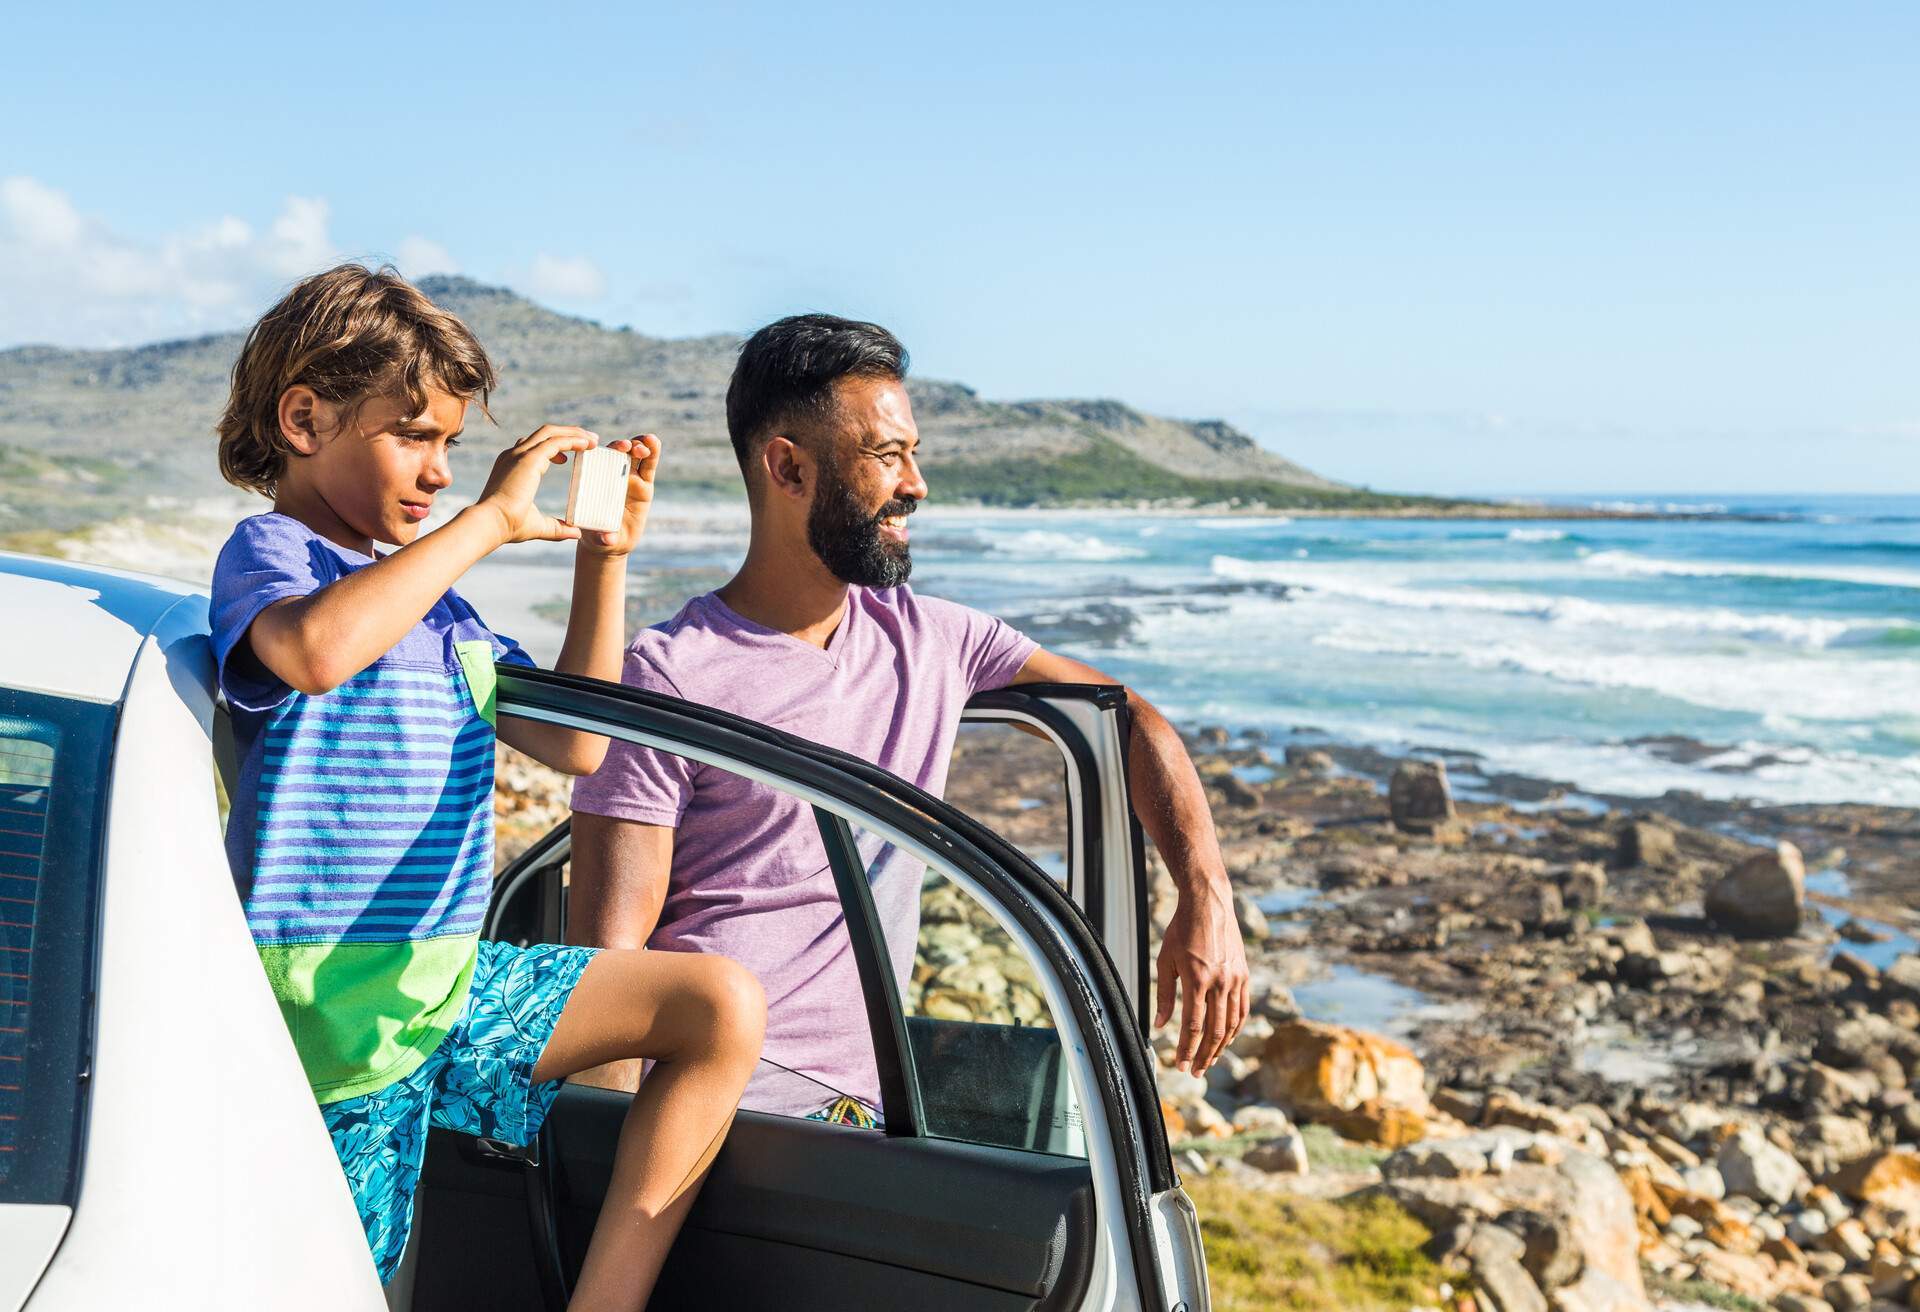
[569,313,1247,1115]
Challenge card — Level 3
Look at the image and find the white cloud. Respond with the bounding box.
[521,253,606,302]
[394,235,460,278]
[0,178,367,347]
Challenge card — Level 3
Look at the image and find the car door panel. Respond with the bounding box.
[559,1095,1094,1309]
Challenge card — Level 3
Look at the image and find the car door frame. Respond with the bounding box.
[489,665,1188,1312]
[958,684,1150,1034]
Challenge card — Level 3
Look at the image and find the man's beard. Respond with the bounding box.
[807,461,915,588]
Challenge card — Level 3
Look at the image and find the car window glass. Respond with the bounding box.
[946,721,1072,886]
[848,820,1088,1158]
[547,743,881,1129]
[0,686,113,1204]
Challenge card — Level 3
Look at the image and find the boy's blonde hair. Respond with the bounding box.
[217,263,496,496]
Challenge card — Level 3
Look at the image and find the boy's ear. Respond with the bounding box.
[277,385,327,456]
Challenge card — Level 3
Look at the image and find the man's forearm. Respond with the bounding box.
[1125,694,1232,900]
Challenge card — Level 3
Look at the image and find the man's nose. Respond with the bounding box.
[898,451,929,503]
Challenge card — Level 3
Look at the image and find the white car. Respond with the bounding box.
[0,551,1209,1312]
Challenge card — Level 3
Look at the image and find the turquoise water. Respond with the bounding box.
[910,495,1920,807]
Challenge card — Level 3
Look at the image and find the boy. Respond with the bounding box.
[211,264,764,1308]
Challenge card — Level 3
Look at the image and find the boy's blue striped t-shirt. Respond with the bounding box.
[211,512,533,1102]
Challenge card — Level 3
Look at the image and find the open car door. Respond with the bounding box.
[403,670,1205,1312]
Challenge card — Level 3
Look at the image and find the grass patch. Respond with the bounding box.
[1299,1123,1391,1173]
[1173,1125,1389,1174]
[1644,1272,1769,1312]
[927,435,1468,511]
[1188,1175,1445,1312]
[1171,1130,1283,1160]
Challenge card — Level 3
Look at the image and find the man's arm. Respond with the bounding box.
[1011,648,1249,1074]
[569,812,676,950]
[564,811,677,1091]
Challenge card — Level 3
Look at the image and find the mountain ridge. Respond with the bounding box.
[0,276,1443,535]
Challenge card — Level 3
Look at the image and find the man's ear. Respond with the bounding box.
[277,385,329,456]
[760,436,813,501]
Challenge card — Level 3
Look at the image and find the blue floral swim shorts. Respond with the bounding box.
[320,939,598,1283]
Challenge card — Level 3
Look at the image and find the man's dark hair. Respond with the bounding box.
[725,313,909,480]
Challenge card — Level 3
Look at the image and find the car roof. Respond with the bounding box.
[0,551,208,703]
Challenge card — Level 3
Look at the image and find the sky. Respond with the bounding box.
[3,2,1916,496]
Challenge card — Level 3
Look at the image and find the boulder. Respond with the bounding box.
[1824,1218,1876,1267]
[1777,1296,1837,1312]
[1233,892,1270,942]
[1218,774,1262,809]
[1559,863,1609,911]
[1550,1267,1652,1312]
[1389,759,1457,834]
[1243,1129,1310,1175]
[1681,1165,1727,1200]
[1256,1018,1429,1119]
[1229,1101,1291,1134]
[1325,1103,1430,1148]
[1886,956,1920,1007]
[1228,1014,1275,1059]
[1832,1150,1920,1211]
[1515,881,1565,931]
[1824,1274,1873,1312]
[1806,1064,1879,1112]
[1283,743,1334,771]
[1705,841,1806,938]
[1477,1255,1550,1312]
[1615,819,1677,870]
[1379,1130,1646,1305]
[1500,1207,1586,1291]
[1833,952,1881,990]
[1718,1127,1810,1206]
[1382,1140,1491,1181]
[1484,1092,1592,1144]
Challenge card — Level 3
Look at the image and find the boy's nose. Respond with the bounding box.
[422,450,453,491]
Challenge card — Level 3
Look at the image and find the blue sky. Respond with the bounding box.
[3,2,1915,495]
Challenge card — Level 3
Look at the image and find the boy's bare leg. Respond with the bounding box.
[530,948,765,1312]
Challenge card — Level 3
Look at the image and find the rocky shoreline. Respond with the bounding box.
[1099,728,1920,1312]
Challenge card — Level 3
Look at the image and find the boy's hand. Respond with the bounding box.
[580,434,662,559]
[477,425,597,545]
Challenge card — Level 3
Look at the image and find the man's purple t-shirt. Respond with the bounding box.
[570,587,1036,1116]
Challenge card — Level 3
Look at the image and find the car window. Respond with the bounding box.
[0,686,114,1204]
[551,760,882,1128]
[546,738,1083,1148]
[946,721,1071,886]
[848,819,1087,1158]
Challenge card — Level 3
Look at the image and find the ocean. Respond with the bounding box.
[445,493,1920,810]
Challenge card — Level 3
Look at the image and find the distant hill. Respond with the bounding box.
[0,276,1445,534]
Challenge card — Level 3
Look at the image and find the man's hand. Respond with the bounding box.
[1155,881,1251,1074]
[477,424,598,545]
[580,434,661,558]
